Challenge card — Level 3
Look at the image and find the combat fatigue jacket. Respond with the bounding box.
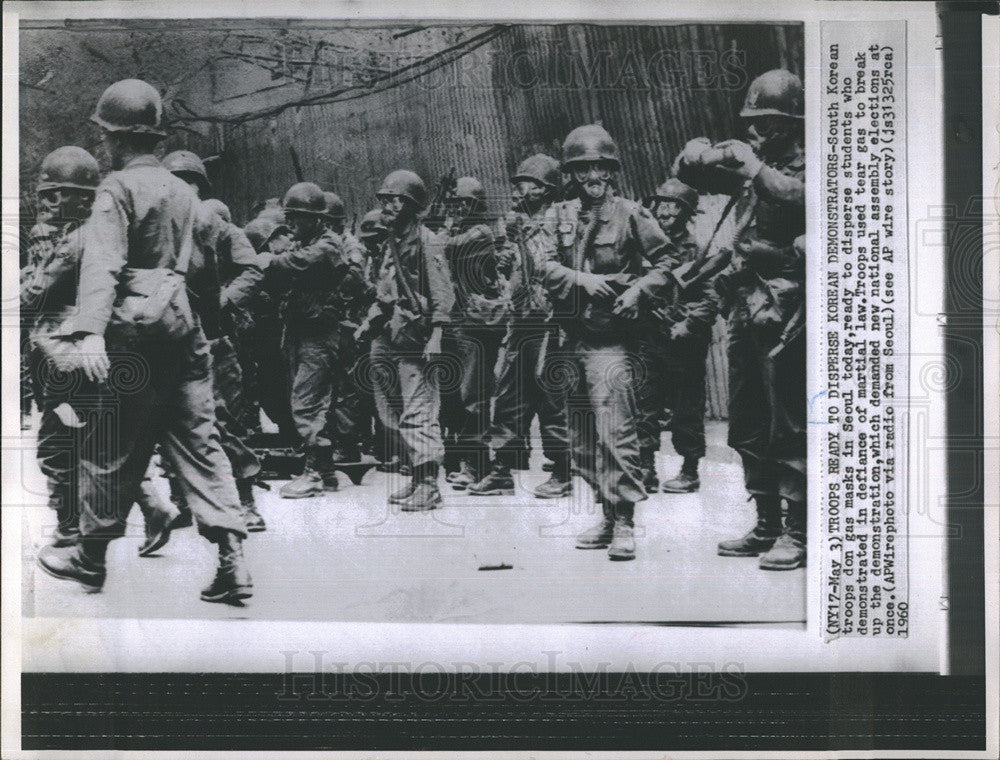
[268,228,366,337]
[444,222,506,325]
[372,221,454,348]
[505,209,554,324]
[21,221,84,342]
[651,225,719,340]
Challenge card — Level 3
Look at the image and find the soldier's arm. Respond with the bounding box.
[217,220,264,311]
[266,232,333,274]
[423,231,454,326]
[73,186,130,336]
[21,243,80,310]
[537,208,581,300]
[753,163,805,207]
[629,205,680,299]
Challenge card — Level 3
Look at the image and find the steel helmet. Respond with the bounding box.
[91,78,167,136]
[740,69,804,120]
[322,191,346,221]
[162,150,210,188]
[561,124,621,170]
[452,176,486,202]
[376,169,427,210]
[282,182,327,216]
[244,217,278,252]
[359,208,387,240]
[511,153,561,189]
[36,146,100,192]
[203,198,232,223]
[648,178,699,214]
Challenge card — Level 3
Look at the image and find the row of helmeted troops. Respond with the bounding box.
[22,69,805,605]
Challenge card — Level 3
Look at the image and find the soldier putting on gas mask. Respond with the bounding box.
[470,154,572,499]
[261,182,366,498]
[675,69,806,570]
[357,170,455,512]
[637,177,717,494]
[539,125,680,561]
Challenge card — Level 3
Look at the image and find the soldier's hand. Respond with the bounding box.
[710,139,764,179]
[578,272,616,300]
[676,137,713,170]
[611,285,642,318]
[74,333,110,384]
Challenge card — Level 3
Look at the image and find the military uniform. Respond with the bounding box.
[540,194,678,528]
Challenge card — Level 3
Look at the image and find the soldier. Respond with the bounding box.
[470,154,572,498]
[636,178,717,494]
[539,125,678,561]
[438,177,506,490]
[360,170,454,512]
[262,182,366,497]
[36,79,252,604]
[675,69,806,570]
[162,149,267,532]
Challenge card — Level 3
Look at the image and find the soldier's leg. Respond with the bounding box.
[718,314,782,557]
[662,335,710,493]
[370,338,415,502]
[522,327,572,497]
[394,352,444,512]
[451,325,500,487]
[324,334,366,463]
[35,368,82,546]
[258,319,298,443]
[438,327,464,478]
[635,336,668,493]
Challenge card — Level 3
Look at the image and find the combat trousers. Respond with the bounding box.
[370,335,444,469]
[210,336,260,480]
[284,327,352,451]
[726,308,806,505]
[323,340,372,456]
[241,314,296,441]
[564,334,646,519]
[77,326,247,543]
[636,332,710,460]
[439,324,503,473]
[490,323,569,470]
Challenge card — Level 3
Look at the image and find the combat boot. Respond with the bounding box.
[279,449,325,498]
[661,457,701,494]
[449,460,479,491]
[759,502,806,570]
[388,477,417,504]
[717,495,782,556]
[607,517,636,561]
[640,450,659,494]
[37,540,107,593]
[575,512,615,549]
[137,478,181,557]
[469,462,515,496]
[237,478,266,533]
[201,531,253,604]
[49,484,80,547]
[398,463,443,512]
[534,460,572,499]
[316,448,339,492]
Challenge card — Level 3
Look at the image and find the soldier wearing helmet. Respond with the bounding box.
[162,149,267,534]
[39,80,254,605]
[260,181,365,498]
[538,124,680,562]
[359,169,454,512]
[470,153,572,499]
[437,176,505,490]
[676,68,807,571]
[636,177,717,495]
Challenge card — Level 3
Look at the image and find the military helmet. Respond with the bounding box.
[359,208,388,240]
[36,146,100,192]
[648,177,699,214]
[561,124,621,170]
[511,153,561,189]
[162,150,210,188]
[452,176,486,202]
[91,79,167,136]
[244,217,278,252]
[740,69,804,120]
[376,169,427,210]
[282,182,327,216]
[203,198,232,223]
[322,191,346,221]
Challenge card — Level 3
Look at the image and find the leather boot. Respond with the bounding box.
[137,480,181,557]
[49,482,80,547]
[201,530,253,604]
[608,516,636,561]
[449,460,479,491]
[661,457,701,493]
[575,500,615,549]
[469,462,515,496]
[316,448,339,492]
[640,450,659,494]
[398,463,443,512]
[717,495,782,556]
[168,476,193,528]
[279,449,325,498]
[759,501,806,570]
[534,460,572,499]
[237,478,266,533]
[37,540,107,592]
[388,477,418,504]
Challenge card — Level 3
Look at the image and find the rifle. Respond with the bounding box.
[424,167,457,232]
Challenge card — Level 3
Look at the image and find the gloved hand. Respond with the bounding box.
[707,139,764,179]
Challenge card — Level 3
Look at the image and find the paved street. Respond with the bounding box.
[21,421,805,624]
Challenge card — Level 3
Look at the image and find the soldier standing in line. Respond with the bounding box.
[359,170,454,512]
[539,125,678,561]
[676,69,807,570]
[636,177,717,494]
[36,79,252,603]
[438,177,506,490]
[161,150,267,533]
[470,154,572,498]
[262,182,366,498]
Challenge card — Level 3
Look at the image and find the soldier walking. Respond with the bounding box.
[539,125,678,561]
[676,69,807,570]
[470,154,572,498]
